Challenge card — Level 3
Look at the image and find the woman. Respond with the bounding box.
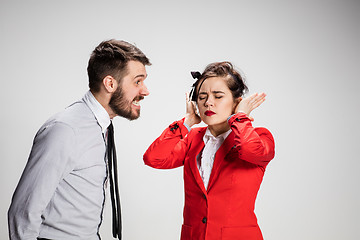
[143,62,275,240]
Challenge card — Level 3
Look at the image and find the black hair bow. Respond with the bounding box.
[189,71,202,101]
[191,71,202,79]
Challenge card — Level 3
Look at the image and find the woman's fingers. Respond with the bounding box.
[238,92,267,116]
[249,92,265,104]
[185,92,194,114]
[249,93,266,107]
[252,97,266,109]
[185,92,202,126]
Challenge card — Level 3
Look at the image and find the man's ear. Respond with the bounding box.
[103,75,118,93]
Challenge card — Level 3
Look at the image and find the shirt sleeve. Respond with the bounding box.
[228,112,275,167]
[143,118,190,169]
[8,122,76,240]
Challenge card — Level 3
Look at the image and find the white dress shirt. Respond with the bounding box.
[198,128,232,190]
[8,91,110,240]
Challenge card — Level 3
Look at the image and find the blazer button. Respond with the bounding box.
[203,193,207,199]
[202,217,207,223]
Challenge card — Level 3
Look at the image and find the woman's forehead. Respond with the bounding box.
[199,77,229,92]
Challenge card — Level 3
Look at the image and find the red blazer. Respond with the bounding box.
[143,113,275,240]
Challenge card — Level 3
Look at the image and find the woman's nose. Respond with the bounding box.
[205,97,214,107]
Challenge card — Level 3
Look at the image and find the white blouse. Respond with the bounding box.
[198,128,232,190]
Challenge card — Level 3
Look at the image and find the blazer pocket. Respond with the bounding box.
[221,226,263,240]
[180,224,193,240]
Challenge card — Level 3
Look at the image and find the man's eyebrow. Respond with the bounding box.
[134,73,147,79]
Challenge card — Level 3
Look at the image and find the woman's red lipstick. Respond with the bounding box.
[205,110,215,116]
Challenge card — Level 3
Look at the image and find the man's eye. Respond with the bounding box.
[215,96,223,99]
[135,80,141,85]
[198,97,206,100]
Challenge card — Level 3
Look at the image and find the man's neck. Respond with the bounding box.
[90,89,116,119]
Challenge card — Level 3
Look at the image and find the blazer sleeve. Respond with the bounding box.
[228,112,275,167]
[143,118,190,169]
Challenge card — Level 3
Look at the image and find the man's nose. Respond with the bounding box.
[140,83,150,96]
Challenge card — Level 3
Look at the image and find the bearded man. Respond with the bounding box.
[8,39,151,240]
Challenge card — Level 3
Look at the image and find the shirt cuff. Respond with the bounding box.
[183,122,192,132]
[227,111,246,122]
[227,114,235,122]
[228,112,249,125]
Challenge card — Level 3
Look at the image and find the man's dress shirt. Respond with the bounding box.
[8,91,111,240]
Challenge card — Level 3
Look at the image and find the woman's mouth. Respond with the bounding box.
[205,110,215,116]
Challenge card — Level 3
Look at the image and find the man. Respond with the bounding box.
[8,39,151,239]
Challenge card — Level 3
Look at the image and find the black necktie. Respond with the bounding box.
[107,122,122,239]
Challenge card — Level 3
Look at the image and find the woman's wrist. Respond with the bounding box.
[184,114,198,127]
[237,110,247,115]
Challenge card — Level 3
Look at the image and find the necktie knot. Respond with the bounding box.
[108,122,114,133]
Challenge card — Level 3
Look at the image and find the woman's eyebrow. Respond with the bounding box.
[212,91,225,94]
[199,90,225,95]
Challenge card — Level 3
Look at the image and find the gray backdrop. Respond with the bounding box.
[1,0,359,239]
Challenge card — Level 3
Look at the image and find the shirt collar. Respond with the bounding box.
[83,90,111,134]
[203,127,232,143]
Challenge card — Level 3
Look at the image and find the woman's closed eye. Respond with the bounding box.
[198,94,223,100]
[198,94,207,101]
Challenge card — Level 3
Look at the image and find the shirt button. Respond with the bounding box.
[202,217,207,223]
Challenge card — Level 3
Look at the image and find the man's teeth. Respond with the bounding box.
[132,100,140,106]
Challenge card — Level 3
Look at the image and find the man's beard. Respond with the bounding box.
[109,86,143,121]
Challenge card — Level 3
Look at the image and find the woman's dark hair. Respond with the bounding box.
[87,39,151,93]
[190,61,248,101]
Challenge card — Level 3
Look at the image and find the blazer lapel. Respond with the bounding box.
[188,129,207,194]
[207,131,235,192]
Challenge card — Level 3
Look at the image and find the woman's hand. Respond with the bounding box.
[184,93,201,127]
[235,92,266,118]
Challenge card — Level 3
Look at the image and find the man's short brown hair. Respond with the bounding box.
[87,39,151,92]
